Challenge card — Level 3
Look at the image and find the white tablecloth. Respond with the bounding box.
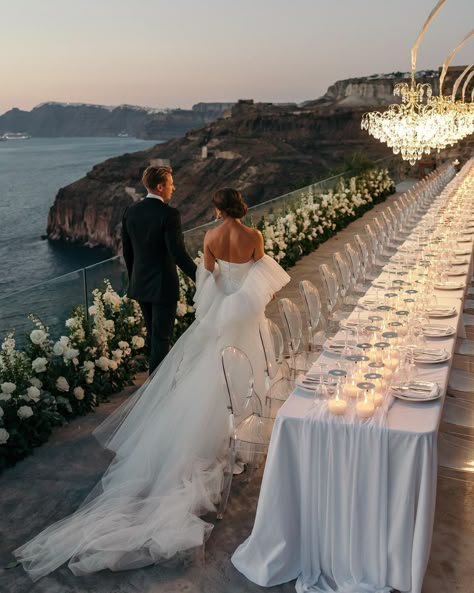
[232,182,472,592]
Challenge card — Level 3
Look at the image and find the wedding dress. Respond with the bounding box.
[14,255,290,581]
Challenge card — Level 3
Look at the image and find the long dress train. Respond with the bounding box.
[14,255,290,581]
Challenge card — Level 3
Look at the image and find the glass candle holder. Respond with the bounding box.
[327,369,348,415]
[364,370,384,407]
[356,382,375,418]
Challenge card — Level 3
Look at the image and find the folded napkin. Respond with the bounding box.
[392,381,439,400]
[434,281,465,290]
[422,324,454,337]
[426,306,456,316]
[413,348,448,363]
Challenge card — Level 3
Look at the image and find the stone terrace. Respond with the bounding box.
[1,182,473,593]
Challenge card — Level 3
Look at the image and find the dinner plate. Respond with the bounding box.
[434,281,466,290]
[446,269,466,276]
[449,258,469,266]
[295,374,328,394]
[412,348,450,364]
[454,249,471,256]
[358,297,381,309]
[422,324,456,338]
[323,340,356,355]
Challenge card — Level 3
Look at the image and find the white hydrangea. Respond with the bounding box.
[1,382,16,394]
[17,405,34,419]
[32,357,48,373]
[0,428,9,444]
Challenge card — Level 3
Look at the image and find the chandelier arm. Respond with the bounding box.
[439,29,474,95]
[411,0,448,83]
[452,64,474,101]
[462,69,474,102]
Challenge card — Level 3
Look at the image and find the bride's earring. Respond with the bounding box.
[214,209,221,222]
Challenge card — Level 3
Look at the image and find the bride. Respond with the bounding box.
[14,188,290,581]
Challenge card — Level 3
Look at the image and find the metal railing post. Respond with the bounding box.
[83,268,89,320]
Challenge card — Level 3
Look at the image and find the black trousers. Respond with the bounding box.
[138,301,177,374]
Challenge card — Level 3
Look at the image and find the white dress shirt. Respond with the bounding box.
[145,192,165,203]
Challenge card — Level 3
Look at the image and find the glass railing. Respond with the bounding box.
[0,155,408,344]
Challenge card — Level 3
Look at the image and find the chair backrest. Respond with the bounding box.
[344,243,360,281]
[299,279,323,330]
[221,346,256,419]
[319,263,339,311]
[259,318,284,381]
[333,252,351,295]
[278,297,303,354]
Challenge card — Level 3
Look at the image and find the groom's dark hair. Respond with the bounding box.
[142,166,173,191]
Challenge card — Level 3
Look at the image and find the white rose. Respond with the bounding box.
[0,392,11,402]
[95,356,110,371]
[88,305,98,316]
[73,386,85,400]
[131,336,145,349]
[32,357,48,373]
[108,360,118,371]
[53,341,65,356]
[104,319,115,331]
[127,317,135,325]
[17,405,34,419]
[30,377,42,389]
[56,376,70,392]
[30,329,47,345]
[1,382,16,394]
[83,360,95,371]
[26,386,41,402]
[0,428,9,444]
[85,376,94,384]
[118,341,129,349]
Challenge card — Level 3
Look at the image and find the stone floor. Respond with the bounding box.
[1,180,473,593]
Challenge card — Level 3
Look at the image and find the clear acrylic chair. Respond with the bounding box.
[218,346,273,520]
[299,279,328,354]
[278,297,310,375]
[333,251,358,307]
[259,318,293,417]
[319,263,350,334]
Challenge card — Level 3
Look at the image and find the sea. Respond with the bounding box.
[0,137,158,340]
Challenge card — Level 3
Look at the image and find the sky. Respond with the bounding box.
[2,0,473,114]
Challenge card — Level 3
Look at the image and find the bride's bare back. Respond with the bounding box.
[204,219,264,272]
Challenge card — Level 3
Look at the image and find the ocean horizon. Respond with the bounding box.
[0,137,157,341]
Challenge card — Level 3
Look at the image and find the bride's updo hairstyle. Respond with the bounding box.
[212,188,248,219]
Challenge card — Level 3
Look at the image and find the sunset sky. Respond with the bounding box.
[2,0,473,113]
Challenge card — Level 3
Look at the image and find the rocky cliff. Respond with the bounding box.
[0,102,234,140]
[46,70,468,253]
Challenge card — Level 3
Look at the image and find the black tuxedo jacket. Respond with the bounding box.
[122,198,197,304]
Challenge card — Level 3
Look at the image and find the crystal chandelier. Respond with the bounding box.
[361,0,474,165]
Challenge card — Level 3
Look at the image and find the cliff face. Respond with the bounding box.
[46,70,466,254]
[0,102,234,139]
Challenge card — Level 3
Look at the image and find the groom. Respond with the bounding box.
[122,165,197,373]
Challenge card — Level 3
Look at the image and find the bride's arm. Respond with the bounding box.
[253,230,265,262]
[203,231,216,272]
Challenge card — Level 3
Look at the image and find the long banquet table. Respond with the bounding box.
[232,163,474,593]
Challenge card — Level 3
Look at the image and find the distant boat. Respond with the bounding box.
[1,132,32,140]
[117,131,129,137]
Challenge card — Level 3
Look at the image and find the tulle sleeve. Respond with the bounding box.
[196,255,290,332]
